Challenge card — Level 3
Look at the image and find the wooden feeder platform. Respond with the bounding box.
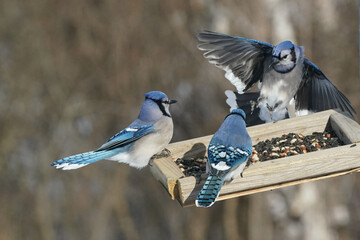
[149,110,360,207]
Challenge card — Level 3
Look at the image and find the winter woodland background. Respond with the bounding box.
[1,0,359,239]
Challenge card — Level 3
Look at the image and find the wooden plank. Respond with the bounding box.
[149,110,360,207]
[177,144,360,206]
[329,112,360,144]
[149,156,185,200]
[247,109,334,143]
[166,109,335,160]
[216,167,360,202]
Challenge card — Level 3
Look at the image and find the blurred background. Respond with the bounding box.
[1,0,359,239]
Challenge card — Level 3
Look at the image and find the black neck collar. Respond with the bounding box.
[225,111,245,121]
[290,46,296,63]
[147,98,171,117]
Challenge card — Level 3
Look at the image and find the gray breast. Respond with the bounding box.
[260,61,303,109]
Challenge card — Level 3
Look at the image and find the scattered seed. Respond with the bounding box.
[252,154,259,162]
[291,150,299,155]
[272,147,280,152]
[174,131,343,177]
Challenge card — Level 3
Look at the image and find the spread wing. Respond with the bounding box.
[197,30,273,92]
[95,125,154,152]
[295,59,355,116]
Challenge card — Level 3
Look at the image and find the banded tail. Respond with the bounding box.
[51,150,116,170]
[195,174,225,208]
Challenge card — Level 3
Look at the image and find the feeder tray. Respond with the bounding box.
[149,110,360,207]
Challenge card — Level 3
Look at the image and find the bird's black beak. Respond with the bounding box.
[169,99,177,104]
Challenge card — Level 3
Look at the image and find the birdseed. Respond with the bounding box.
[173,131,343,178]
[250,131,342,163]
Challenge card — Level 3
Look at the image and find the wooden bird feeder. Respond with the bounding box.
[149,110,360,207]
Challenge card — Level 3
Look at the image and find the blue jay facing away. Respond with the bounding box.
[51,91,176,170]
[196,109,252,208]
[198,31,355,122]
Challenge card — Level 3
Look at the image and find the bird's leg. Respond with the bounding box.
[287,100,296,118]
[148,157,154,167]
[196,176,203,184]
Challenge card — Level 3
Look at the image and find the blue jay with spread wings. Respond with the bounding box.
[51,91,176,170]
[198,31,355,122]
[196,109,252,208]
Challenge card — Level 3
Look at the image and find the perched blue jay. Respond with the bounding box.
[196,109,252,208]
[51,91,176,170]
[198,31,355,122]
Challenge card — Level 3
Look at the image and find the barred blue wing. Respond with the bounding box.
[95,125,154,152]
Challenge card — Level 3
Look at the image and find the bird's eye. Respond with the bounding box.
[281,54,288,60]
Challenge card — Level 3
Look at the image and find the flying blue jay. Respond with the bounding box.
[51,91,177,170]
[198,31,355,122]
[196,109,252,208]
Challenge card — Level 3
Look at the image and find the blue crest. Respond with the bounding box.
[272,40,294,57]
[144,91,168,101]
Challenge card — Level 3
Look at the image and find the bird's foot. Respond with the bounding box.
[148,158,154,167]
[149,148,172,167]
[152,148,171,159]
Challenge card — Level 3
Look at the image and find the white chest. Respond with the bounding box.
[260,79,290,108]
[108,117,174,169]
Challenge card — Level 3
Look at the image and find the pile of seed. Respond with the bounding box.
[250,131,342,163]
[175,158,207,179]
[174,131,342,178]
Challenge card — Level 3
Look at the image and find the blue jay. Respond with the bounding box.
[51,91,176,170]
[196,109,252,208]
[198,31,355,122]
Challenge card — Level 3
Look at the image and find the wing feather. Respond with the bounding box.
[95,125,154,152]
[295,59,355,116]
[197,30,273,92]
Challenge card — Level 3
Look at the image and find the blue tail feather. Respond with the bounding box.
[196,174,225,207]
[51,150,117,170]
